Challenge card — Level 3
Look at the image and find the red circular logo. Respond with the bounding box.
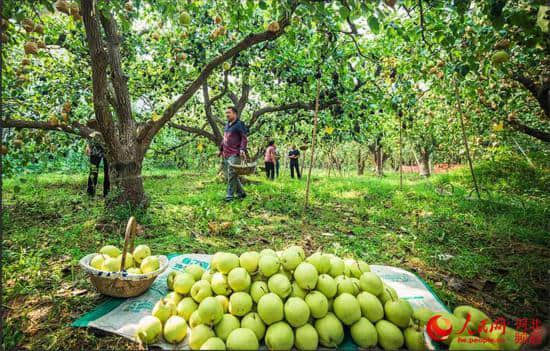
[426,314,454,342]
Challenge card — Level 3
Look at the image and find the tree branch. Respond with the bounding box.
[139,10,296,148]
[513,75,549,118]
[169,122,217,143]
[507,118,550,143]
[0,118,96,139]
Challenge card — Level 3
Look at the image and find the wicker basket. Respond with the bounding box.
[79,217,168,298]
[230,160,257,176]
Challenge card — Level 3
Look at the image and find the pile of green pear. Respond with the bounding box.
[134,246,529,350]
[89,244,159,275]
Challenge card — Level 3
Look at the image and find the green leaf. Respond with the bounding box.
[367,16,379,34]
[258,1,267,10]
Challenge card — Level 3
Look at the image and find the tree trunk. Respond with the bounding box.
[357,148,365,175]
[109,160,147,207]
[419,150,431,177]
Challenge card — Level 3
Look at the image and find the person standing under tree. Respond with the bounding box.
[85,120,110,197]
[220,106,247,202]
[264,141,276,180]
[288,145,301,179]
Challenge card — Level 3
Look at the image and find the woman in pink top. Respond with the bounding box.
[264,140,276,180]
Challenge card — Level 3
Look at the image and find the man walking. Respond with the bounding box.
[264,141,276,180]
[220,106,247,202]
[288,145,301,179]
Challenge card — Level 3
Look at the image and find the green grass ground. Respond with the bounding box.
[2,159,549,349]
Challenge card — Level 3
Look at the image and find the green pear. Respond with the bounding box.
[140,255,160,274]
[186,264,205,281]
[176,297,198,321]
[211,272,231,296]
[316,274,337,298]
[287,245,306,259]
[173,272,196,295]
[336,276,356,295]
[412,307,435,327]
[376,320,404,351]
[357,291,384,322]
[385,298,413,328]
[198,296,223,325]
[281,247,304,271]
[118,253,135,269]
[226,328,259,350]
[279,267,293,281]
[217,253,239,274]
[295,323,319,351]
[90,254,107,270]
[214,314,240,341]
[133,244,151,264]
[100,245,121,258]
[333,293,361,326]
[201,270,212,282]
[216,295,229,313]
[453,305,491,331]
[265,321,294,351]
[290,281,307,299]
[250,281,269,303]
[189,310,203,328]
[190,280,212,303]
[315,312,344,347]
[102,256,121,272]
[165,291,183,305]
[239,251,260,274]
[135,315,162,345]
[328,256,345,277]
[241,312,266,340]
[259,255,280,277]
[305,291,328,319]
[268,273,292,298]
[166,271,181,291]
[227,267,251,292]
[228,292,252,317]
[284,297,310,327]
[127,267,142,274]
[359,272,383,295]
[200,337,226,350]
[152,299,176,324]
[189,325,215,350]
[404,326,426,351]
[306,252,331,274]
[164,315,188,344]
[210,252,223,271]
[378,284,398,305]
[260,248,277,257]
[294,262,318,290]
[351,317,378,348]
[257,293,284,325]
[479,325,526,351]
[344,258,370,278]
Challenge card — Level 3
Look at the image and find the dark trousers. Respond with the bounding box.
[290,160,301,178]
[275,160,280,178]
[87,155,110,197]
[265,161,275,180]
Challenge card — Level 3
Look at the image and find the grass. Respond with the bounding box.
[2,159,549,349]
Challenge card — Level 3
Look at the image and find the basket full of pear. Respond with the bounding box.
[79,217,168,298]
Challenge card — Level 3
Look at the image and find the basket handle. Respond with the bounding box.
[119,217,137,272]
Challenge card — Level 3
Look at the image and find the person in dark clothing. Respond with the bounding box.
[86,121,110,197]
[220,106,247,202]
[264,140,276,180]
[288,145,301,179]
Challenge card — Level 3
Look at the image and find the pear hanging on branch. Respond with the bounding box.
[24,41,39,55]
[22,18,35,33]
[267,21,280,33]
[55,0,71,15]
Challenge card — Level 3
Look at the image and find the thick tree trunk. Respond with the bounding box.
[419,150,431,177]
[109,160,147,207]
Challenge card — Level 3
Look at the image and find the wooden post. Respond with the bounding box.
[304,78,321,209]
[399,112,403,189]
[453,82,481,200]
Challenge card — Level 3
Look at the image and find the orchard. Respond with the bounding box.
[1,0,549,350]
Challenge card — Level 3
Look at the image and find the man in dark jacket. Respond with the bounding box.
[288,145,301,179]
[220,106,247,202]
